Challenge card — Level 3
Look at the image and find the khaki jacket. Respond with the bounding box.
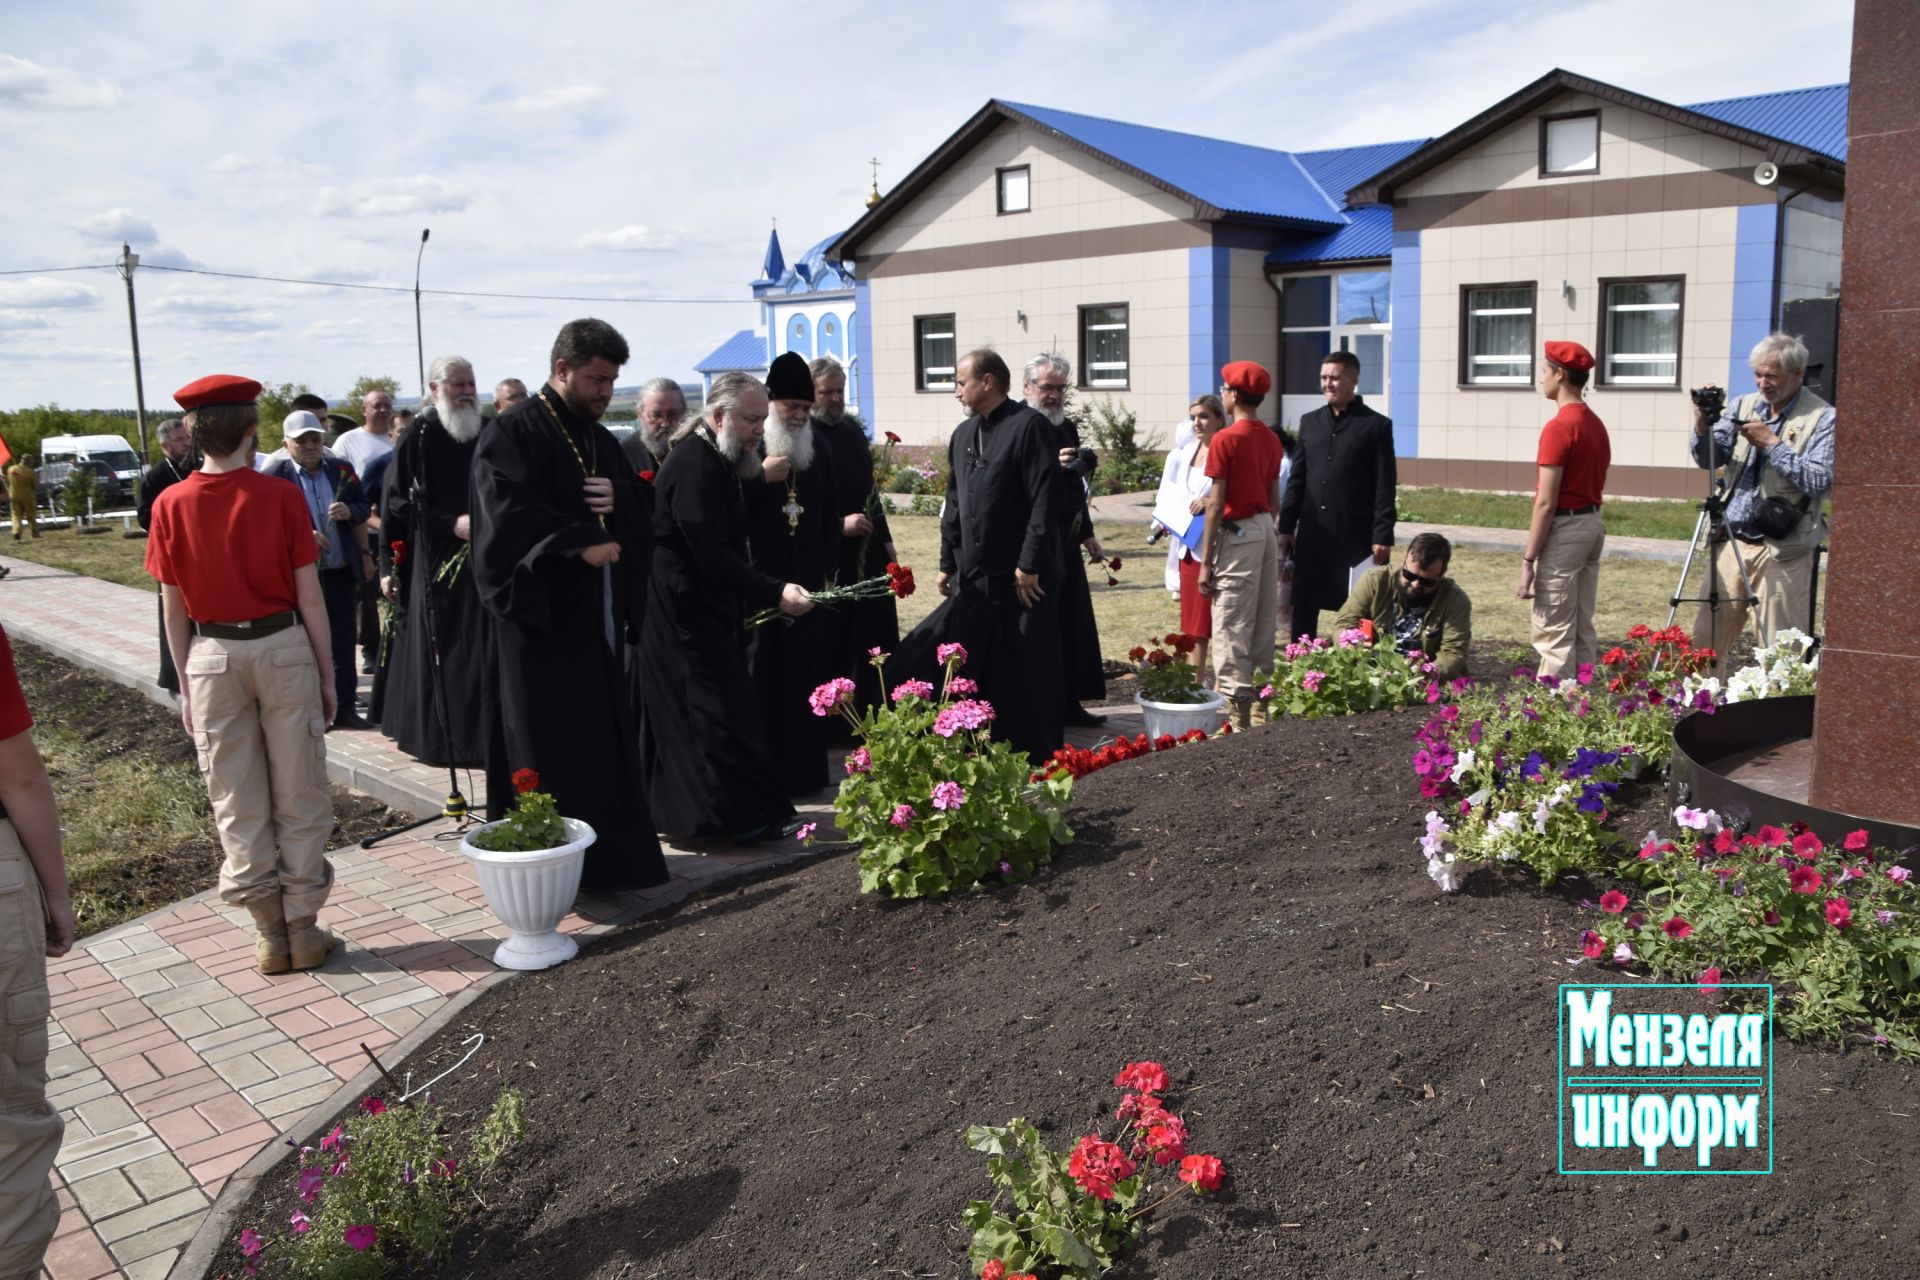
[1333,567,1472,681]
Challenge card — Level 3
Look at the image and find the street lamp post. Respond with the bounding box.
[414,228,430,399]
[117,243,151,460]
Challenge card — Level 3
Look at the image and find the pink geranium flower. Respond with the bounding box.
[1302,670,1327,694]
[808,677,856,716]
[946,676,979,696]
[937,642,969,666]
[931,781,966,811]
[890,803,915,827]
[845,748,871,775]
[891,678,936,703]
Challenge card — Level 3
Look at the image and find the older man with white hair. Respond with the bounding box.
[1688,331,1835,663]
[379,355,490,764]
[1024,352,1107,726]
[621,376,686,476]
[637,371,814,843]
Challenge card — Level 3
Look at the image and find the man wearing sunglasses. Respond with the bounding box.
[1333,531,1472,680]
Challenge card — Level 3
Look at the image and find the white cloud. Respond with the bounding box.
[317,177,472,218]
[133,244,209,271]
[577,225,686,253]
[0,278,100,309]
[0,53,121,110]
[209,152,332,183]
[0,312,54,331]
[76,208,159,243]
[154,294,255,314]
[502,85,610,113]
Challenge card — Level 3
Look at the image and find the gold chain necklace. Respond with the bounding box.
[535,388,605,528]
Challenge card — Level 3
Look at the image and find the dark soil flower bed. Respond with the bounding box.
[215,710,1920,1278]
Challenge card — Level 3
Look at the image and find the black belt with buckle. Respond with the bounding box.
[191,611,300,641]
[1555,503,1600,516]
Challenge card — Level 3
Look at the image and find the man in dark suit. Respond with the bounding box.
[1278,349,1397,644]
[137,417,199,693]
[265,411,373,727]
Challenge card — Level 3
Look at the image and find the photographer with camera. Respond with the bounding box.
[1688,332,1834,665]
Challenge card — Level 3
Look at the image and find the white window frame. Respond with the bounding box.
[997,165,1031,215]
[1079,303,1130,389]
[1461,283,1536,387]
[1540,111,1601,177]
[915,314,956,392]
[1598,276,1685,387]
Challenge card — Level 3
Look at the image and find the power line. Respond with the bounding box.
[139,262,745,305]
[0,264,118,275]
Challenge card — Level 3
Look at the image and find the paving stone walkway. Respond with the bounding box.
[0,552,1144,1279]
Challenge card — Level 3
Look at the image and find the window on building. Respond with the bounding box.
[1336,272,1391,325]
[1279,271,1392,399]
[1461,284,1536,386]
[1540,111,1600,176]
[915,314,956,391]
[1598,277,1684,386]
[1079,304,1129,388]
[997,166,1031,214]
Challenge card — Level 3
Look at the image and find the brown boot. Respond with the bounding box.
[1233,698,1253,731]
[246,900,291,975]
[286,916,337,971]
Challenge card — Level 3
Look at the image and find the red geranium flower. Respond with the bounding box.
[1662,915,1693,941]
[1114,1061,1169,1093]
[1067,1134,1137,1199]
[981,1262,1006,1280]
[1177,1153,1225,1193]
[1699,965,1723,991]
[512,768,540,794]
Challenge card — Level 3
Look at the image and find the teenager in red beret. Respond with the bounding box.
[145,375,339,975]
[1198,360,1284,728]
[1518,341,1611,678]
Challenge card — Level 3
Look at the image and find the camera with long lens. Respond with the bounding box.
[1690,385,1726,420]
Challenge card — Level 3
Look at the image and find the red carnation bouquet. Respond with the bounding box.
[746,561,916,629]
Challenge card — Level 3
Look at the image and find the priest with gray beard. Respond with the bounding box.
[637,371,815,842]
[379,354,490,765]
[745,352,842,796]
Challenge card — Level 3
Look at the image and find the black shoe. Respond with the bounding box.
[730,816,807,846]
[1063,705,1107,727]
[331,712,370,730]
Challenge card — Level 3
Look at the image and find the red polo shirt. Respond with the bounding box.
[0,624,31,741]
[1537,403,1611,510]
[1205,418,1284,520]
[146,467,318,622]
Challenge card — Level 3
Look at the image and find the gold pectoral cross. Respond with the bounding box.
[783,485,804,535]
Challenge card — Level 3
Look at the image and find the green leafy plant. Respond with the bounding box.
[811,648,1072,898]
[1254,626,1434,720]
[234,1086,525,1278]
[963,1061,1225,1279]
[58,464,107,522]
[1125,632,1208,704]
[469,769,566,852]
[1577,810,1920,1059]
[1066,395,1162,495]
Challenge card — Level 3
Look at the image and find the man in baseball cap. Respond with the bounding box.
[1198,360,1284,727]
[144,374,340,976]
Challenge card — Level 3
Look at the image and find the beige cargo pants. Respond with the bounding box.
[1691,537,1814,665]
[0,821,60,1279]
[1209,512,1279,702]
[184,627,336,919]
[1530,510,1605,679]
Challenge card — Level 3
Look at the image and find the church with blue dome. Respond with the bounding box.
[695,224,865,423]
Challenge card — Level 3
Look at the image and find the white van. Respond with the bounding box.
[38,433,144,508]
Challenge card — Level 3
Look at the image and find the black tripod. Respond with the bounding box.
[362,472,473,848]
[1665,392,1757,668]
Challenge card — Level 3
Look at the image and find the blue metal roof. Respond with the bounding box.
[1293,139,1428,205]
[1266,205,1397,266]
[694,329,767,374]
[1688,83,1847,164]
[999,100,1344,226]
[781,235,855,295]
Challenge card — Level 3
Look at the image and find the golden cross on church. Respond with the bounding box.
[866,157,882,208]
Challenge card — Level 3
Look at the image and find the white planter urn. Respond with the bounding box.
[459,817,594,971]
[1134,689,1229,740]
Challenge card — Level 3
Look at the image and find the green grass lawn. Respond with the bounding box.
[884,512,1823,667]
[1397,486,1702,542]
[2,523,156,590]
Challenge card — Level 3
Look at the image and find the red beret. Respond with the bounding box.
[1220,360,1272,398]
[174,374,262,411]
[1544,341,1595,374]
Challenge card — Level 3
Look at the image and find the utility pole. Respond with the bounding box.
[117,243,151,460]
[414,228,430,399]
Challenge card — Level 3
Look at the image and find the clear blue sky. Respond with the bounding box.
[0,0,1856,410]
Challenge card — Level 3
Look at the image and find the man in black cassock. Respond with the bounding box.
[931,348,1062,761]
[137,417,197,693]
[809,355,897,715]
[1022,352,1108,727]
[745,353,841,797]
[471,318,668,891]
[619,377,686,476]
[380,356,487,766]
[637,373,815,843]
[1278,349,1397,644]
